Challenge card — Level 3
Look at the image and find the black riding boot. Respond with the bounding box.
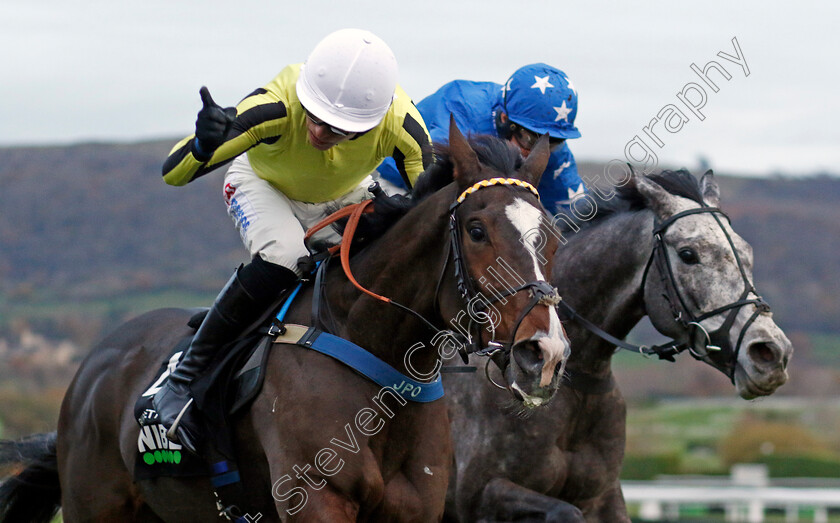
[153,257,298,453]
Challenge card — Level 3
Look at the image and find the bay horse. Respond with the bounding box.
[443,169,793,521]
[0,120,571,522]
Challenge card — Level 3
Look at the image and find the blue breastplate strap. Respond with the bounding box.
[273,324,444,403]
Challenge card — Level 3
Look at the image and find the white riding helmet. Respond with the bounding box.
[296,28,398,133]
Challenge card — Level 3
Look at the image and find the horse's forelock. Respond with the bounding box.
[468,134,522,175]
[647,169,706,206]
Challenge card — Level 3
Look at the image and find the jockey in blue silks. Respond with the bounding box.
[377,63,585,215]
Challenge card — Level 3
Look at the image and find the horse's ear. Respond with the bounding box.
[700,169,721,207]
[633,172,681,220]
[519,134,551,186]
[448,114,481,187]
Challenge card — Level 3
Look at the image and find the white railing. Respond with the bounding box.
[622,465,840,522]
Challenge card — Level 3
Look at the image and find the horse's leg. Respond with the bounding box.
[583,481,630,523]
[248,380,361,522]
[476,478,584,523]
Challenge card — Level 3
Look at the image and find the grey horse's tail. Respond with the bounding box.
[0,432,61,523]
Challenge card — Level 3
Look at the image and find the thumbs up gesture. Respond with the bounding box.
[194,86,236,158]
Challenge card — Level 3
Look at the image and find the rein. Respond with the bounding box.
[303,198,442,336]
[304,177,560,372]
[555,299,683,361]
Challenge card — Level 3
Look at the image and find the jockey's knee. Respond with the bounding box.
[239,255,300,296]
[254,244,308,278]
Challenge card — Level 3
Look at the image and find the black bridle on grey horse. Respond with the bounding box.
[557,204,770,382]
[645,205,770,380]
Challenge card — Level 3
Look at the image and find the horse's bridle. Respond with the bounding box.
[641,205,771,380]
[441,178,561,366]
[309,177,561,376]
[556,203,771,382]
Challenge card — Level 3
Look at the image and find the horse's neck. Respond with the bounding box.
[557,211,654,375]
[323,198,451,376]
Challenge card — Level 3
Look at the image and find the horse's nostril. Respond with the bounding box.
[512,342,543,373]
[749,342,776,364]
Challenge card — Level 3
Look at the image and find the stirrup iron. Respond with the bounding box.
[166,397,194,442]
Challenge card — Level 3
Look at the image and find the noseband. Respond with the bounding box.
[443,178,561,364]
[642,205,771,380]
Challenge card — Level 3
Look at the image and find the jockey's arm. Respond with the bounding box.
[161,89,288,186]
[377,86,433,190]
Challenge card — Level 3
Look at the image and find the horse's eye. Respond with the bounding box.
[468,225,487,242]
[678,248,700,265]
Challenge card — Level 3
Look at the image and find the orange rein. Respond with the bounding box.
[303,200,391,304]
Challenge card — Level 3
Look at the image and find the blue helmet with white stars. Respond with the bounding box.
[502,63,581,139]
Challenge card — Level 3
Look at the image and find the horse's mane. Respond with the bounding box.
[555,168,707,232]
[392,143,706,237]
[412,135,522,201]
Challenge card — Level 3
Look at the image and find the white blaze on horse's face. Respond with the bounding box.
[651,196,792,399]
[504,198,570,390]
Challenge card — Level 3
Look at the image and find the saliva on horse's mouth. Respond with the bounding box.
[510,382,551,408]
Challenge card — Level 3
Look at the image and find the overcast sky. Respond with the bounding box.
[2,1,838,177]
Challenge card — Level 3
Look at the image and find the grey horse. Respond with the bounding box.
[443,169,793,522]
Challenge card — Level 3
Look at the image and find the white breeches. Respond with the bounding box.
[223,154,373,276]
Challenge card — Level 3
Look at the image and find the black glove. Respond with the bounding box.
[372,191,414,218]
[193,86,236,160]
[355,186,415,240]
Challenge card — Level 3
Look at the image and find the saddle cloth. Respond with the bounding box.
[132,311,273,481]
